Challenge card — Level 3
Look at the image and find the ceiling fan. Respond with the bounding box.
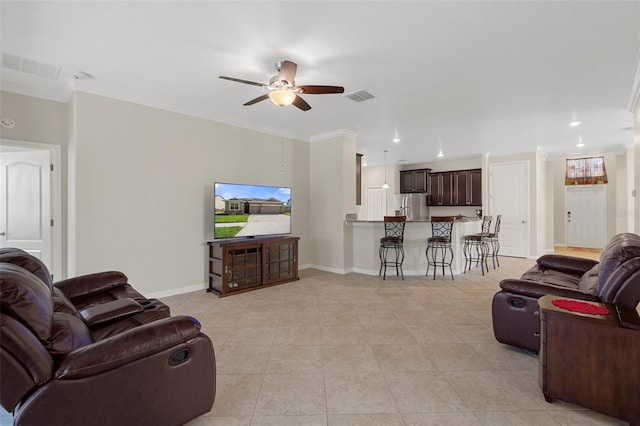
[219,60,344,111]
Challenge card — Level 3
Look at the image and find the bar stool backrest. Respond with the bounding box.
[383,216,406,241]
[480,215,493,237]
[493,215,502,236]
[430,216,455,241]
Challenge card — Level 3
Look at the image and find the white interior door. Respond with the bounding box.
[565,185,606,248]
[489,161,529,257]
[366,187,385,220]
[0,150,52,266]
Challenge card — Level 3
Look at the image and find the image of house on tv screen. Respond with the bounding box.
[214,183,291,239]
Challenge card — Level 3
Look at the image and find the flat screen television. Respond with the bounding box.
[214,182,292,240]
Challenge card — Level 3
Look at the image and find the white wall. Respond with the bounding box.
[405,157,482,173]
[309,131,356,273]
[0,91,69,144]
[70,91,310,296]
[636,105,640,232]
[626,145,635,233]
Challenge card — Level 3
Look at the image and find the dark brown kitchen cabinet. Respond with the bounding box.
[454,169,482,206]
[400,169,430,193]
[428,169,481,206]
[469,169,482,205]
[427,172,453,205]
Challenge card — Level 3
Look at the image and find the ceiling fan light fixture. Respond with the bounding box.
[268,89,296,107]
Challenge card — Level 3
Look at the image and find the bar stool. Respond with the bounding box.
[463,215,492,275]
[379,216,406,280]
[425,216,455,280]
[487,214,501,269]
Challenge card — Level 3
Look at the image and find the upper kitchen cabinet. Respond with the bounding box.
[454,169,482,206]
[427,171,454,205]
[400,168,430,193]
[428,169,481,206]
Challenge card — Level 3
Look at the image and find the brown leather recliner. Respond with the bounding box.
[1,250,216,426]
[492,232,640,352]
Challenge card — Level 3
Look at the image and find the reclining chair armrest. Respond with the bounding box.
[536,255,598,276]
[54,271,129,300]
[499,279,600,301]
[79,298,144,327]
[55,316,201,380]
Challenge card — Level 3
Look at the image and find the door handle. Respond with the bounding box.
[521,221,526,224]
[0,231,5,236]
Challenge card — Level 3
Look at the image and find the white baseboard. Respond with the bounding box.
[146,282,207,299]
[304,264,348,275]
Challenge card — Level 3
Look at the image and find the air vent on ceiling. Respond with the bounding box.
[344,90,375,103]
[621,126,634,132]
[2,52,61,80]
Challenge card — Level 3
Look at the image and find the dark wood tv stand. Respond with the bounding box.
[207,236,299,297]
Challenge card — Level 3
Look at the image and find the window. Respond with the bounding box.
[565,156,608,185]
[229,201,241,211]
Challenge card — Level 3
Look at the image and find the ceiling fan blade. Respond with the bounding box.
[219,76,266,88]
[243,94,269,106]
[278,60,297,86]
[292,95,311,111]
[295,85,345,94]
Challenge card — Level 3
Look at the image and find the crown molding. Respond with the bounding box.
[309,129,358,143]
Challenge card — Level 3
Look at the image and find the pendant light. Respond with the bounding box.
[382,150,389,189]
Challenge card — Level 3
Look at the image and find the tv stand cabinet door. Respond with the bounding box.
[223,244,262,293]
[263,238,299,286]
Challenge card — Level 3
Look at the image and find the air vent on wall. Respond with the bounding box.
[344,90,375,102]
[2,52,61,80]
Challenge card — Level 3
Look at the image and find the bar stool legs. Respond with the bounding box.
[487,215,501,269]
[463,215,492,276]
[425,216,455,280]
[426,242,454,280]
[463,237,490,275]
[489,237,500,268]
[379,243,405,280]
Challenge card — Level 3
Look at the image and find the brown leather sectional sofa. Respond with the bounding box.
[0,248,215,426]
[492,232,640,352]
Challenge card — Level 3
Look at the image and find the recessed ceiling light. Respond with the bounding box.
[437,149,444,157]
[569,121,581,127]
[576,137,584,147]
[392,137,400,143]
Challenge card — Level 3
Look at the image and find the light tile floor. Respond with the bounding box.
[1,255,627,426]
[171,256,625,426]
